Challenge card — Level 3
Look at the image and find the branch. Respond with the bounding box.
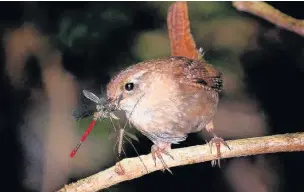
[57,133,304,192]
[232,1,304,37]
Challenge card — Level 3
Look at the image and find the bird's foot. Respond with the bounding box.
[114,162,125,175]
[151,143,174,174]
[207,135,230,167]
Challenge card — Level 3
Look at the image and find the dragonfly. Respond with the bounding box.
[70,89,148,173]
[69,89,120,158]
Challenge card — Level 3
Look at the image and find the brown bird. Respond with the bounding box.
[105,56,229,171]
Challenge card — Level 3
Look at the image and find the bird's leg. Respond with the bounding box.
[205,121,230,167]
[151,142,174,174]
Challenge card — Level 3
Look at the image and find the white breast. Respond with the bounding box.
[127,107,154,128]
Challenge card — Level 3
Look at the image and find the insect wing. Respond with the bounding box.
[82,90,100,104]
[72,104,95,120]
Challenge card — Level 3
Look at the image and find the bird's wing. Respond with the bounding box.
[173,57,223,93]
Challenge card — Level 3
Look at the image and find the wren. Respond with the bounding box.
[105,56,229,171]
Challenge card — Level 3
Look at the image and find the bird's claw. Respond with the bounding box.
[207,136,230,168]
[114,162,125,175]
[151,145,174,174]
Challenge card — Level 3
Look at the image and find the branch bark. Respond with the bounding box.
[57,133,304,192]
[232,1,304,37]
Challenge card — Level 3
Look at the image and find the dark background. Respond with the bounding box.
[0,2,303,192]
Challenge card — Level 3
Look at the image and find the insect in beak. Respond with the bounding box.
[69,90,120,158]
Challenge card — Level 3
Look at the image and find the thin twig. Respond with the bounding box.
[57,133,304,192]
[232,1,304,37]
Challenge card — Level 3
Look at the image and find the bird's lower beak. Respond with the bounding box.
[104,102,116,112]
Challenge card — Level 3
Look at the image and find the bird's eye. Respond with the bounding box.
[124,82,134,91]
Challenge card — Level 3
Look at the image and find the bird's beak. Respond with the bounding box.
[105,94,122,112]
[104,100,116,112]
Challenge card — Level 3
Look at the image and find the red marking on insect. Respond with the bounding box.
[69,119,97,158]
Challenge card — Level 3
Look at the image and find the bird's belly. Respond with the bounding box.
[127,91,218,144]
[130,111,208,144]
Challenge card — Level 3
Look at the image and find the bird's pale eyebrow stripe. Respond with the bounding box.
[131,70,148,80]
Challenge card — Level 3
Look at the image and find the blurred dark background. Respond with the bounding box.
[0,2,303,192]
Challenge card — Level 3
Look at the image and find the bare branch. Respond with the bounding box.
[232,1,304,37]
[57,133,304,192]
